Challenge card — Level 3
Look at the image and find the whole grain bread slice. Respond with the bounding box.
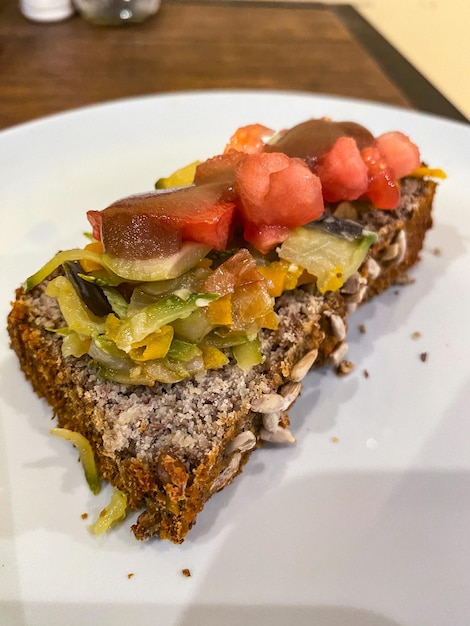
[7,177,435,543]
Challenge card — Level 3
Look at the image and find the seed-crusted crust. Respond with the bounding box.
[7,177,436,543]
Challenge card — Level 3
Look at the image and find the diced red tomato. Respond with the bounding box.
[242,222,291,255]
[88,120,424,262]
[234,152,324,251]
[361,145,400,210]
[316,136,369,202]
[88,182,237,259]
[180,200,236,250]
[376,131,421,179]
[224,124,274,154]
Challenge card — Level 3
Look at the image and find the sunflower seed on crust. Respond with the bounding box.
[252,394,288,414]
[289,348,319,382]
[340,272,362,294]
[280,381,302,404]
[262,412,281,433]
[365,257,381,279]
[394,230,407,265]
[329,341,349,366]
[329,313,346,342]
[226,430,257,454]
[344,284,367,305]
[260,427,296,444]
[210,452,242,493]
[381,243,399,262]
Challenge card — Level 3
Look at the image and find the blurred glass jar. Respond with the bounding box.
[73,0,160,25]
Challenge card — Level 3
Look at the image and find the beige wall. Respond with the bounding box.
[357,0,469,118]
[237,0,469,119]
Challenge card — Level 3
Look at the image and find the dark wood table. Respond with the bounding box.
[0,0,466,130]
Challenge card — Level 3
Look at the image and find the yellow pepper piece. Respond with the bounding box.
[198,257,213,270]
[410,166,447,179]
[199,344,229,369]
[258,260,304,297]
[81,241,104,272]
[105,313,121,337]
[155,160,201,189]
[235,287,273,326]
[319,265,344,293]
[257,310,279,331]
[130,325,174,361]
[206,294,233,326]
[284,263,304,291]
[258,264,286,297]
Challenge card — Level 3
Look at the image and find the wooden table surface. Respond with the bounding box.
[0,0,465,130]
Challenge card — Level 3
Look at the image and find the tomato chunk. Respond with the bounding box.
[376,131,421,179]
[361,145,400,210]
[224,124,274,154]
[317,136,369,202]
[242,222,291,255]
[234,152,324,251]
[88,183,237,259]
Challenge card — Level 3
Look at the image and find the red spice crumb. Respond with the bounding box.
[363,369,369,379]
[81,513,88,520]
[127,573,135,579]
[182,568,191,578]
[420,352,428,362]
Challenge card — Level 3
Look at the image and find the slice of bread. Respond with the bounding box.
[7,176,436,543]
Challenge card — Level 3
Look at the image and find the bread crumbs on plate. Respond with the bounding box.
[182,568,191,577]
[127,573,135,579]
[420,352,428,362]
[336,360,354,376]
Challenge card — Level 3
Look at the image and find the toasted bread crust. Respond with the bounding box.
[7,177,436,543]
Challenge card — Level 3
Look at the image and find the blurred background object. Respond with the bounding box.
[20,0,74,22]
[3,0,467,129]
[73,0,160,25]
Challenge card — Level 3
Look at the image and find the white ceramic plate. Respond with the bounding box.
[1,91,469,626]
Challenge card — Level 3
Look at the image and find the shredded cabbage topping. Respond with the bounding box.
[27,218,378,385]
[31,246,277,385]
[50,427,101,495]
[88,489,128,536]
